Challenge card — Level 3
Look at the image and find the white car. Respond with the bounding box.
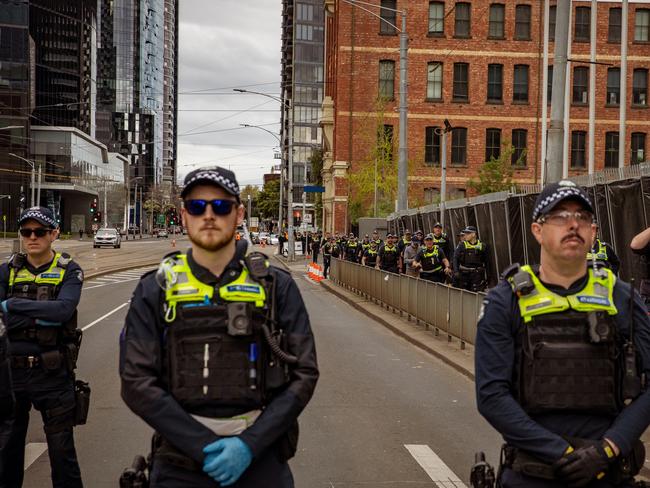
[269,234,279,245]
[258,232,270,244]
[94,228,121,249]
[157,229,169,238]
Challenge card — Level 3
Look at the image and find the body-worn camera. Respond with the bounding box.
[227,302,253,336]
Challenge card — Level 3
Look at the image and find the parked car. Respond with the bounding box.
[157,229,169,238]
[94,228,121,249]
[269,234,279,245]
[250,232,260,244]
[258,232,270,244]
[127,226,139,235]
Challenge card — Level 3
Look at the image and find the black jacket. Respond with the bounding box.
[119,241,319,464]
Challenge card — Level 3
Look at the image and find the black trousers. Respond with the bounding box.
[0,365,81,488]
[500,468,636,488]
[458,270,486,292]
[323,256,331,278]
[150,449,294,488]
[420,272,445,283]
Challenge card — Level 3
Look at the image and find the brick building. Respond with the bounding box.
[321,0,650,233]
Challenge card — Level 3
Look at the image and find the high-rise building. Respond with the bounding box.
[322,0,650,233]
[280,0,325,225]
[0,1,30,229]
[162,0,178,189]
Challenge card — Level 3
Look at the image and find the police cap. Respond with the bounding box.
[181,166,241,201]
[19,206,58,229]
[532,180,593,222]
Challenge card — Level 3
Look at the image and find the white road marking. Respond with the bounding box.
[81,302,129,331]
[83,267,154,290]
[404,444,468,488]
[24,442,48,470]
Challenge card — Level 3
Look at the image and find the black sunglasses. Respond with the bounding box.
[20,228,52,238]
[184,199,238,216]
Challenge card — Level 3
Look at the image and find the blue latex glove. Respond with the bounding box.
[203,437,252,486]
[35,319,61,326]
[0,301,7,313]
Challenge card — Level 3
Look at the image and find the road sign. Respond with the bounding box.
[303,185,325,193]
[303,214,312,223]
[92,224,98,231]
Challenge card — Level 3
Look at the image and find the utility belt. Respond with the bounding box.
[459,265,484,273]
[501,439,645,483]
[420,266,443,274]
[10,345,79,373]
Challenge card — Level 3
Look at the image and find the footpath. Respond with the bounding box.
[273,255,650,477]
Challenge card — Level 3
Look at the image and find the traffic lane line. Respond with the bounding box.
[84,277,139,290]
[405,444,468,488]
[24,442,47,470]
[81,302,129,331]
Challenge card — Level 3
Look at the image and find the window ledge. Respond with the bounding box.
[514,37,532,41]
[450,164,468,168]
[425,162,441,167]
[487,100,504,105]
[379,31,398,36]
[453,35,472,39]
[425,98,444,103]
[427,32,445,38]
[607,39,622,44]
[512,100,529,105]
[512,165,528,170]
[632,104,649,109]
[574,38,590,43]
[633,40,650,44]
[487,35,505,40]
[605,103,620,108]
[572,102,588,107]
[452,99,470,104]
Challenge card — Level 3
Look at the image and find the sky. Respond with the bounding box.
[176,1,283,187]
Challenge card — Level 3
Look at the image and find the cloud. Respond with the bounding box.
[177,0,282,186]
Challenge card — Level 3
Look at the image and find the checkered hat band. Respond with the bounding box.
[533,187,589,220]
[185,171,239,194]
[20,209,56,227]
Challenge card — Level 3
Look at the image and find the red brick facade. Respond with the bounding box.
[320,0,650,233]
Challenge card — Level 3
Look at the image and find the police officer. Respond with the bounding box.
[454,226,489,291]
[475,181,650,488]
[371,230,383,248]
[322,237,338,279]
[413,234,452,283]
[345,235,360,263]
[0,206,85,487]
[431,223,453,264]
[587,227,620,276]
[119,167,319,487]
[377,234,400,274]
[0,318,13,421]
[397,230,412,273]
[362,240,379,268]
[631,227,650,307]
[360,235,371,261]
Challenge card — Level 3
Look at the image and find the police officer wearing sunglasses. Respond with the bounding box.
[120,167,319,487]
[0,206,85,487]
[474,181,650,488]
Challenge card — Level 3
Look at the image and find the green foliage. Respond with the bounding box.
[349,99,397,222]
[468,142,521,195]
[257,179,280,219]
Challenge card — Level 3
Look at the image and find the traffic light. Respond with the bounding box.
[90,198,97,214]
[96,211,102,223]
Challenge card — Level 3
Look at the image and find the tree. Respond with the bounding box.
[468,142,521,195]
[348,99,397,222]
[257,179,280,219]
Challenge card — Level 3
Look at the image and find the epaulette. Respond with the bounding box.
[245,252,271,281]
[140,269,157,280]
[162,250,182,260]
[7,252,26,269]
[57,252,72,268]
[504,263,536,297]
[500,263,520,281]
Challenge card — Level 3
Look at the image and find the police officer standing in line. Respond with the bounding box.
[322,237,335,279]
[0,207,85,487]
[454,226,489,292]
[413,234,452,283]
[362,240,379,268]
[377,234,400,274]
[475,181,650,488]
[345,235,360,263]
[119,167,319,487]
[359,235,371,262]
[587,224,620,276]
[431,223,453,265]
[397,230,412,273]
[371,230,383,249]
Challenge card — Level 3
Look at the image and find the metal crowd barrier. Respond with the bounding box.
[329,258,486,347]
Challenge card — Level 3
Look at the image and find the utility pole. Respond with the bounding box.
[397,13,408,211]
[540,0,551,184]
[104,180,108,227]
[619,0,629,168]
[438,119,452,231]
[36,164,41,207]
[247,194,252,226]
[546,0,571,183]
[588,0,597,174]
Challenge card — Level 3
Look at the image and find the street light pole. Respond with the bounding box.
[9,153,38,207]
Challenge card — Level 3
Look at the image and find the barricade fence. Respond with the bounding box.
[330,258,486,347]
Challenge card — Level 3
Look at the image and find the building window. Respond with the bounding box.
[573,66,589,104]
[427,62,443,100]
[609,7,622,42]
[380,0,397,35]
[632,133,647,164]
[512,129,527,166]
[547,65,553,103]
[635,9,650,42]
[515,5,532,40]
[575,7,591,42]
[297,3,314,21]
[633,69,648,106]
[485,128,501,161]
[607,68,620,106]
[487,64,503,102]
[451,127,467,165]
[424,187,440,203]
[378,60,395,100]
[379,124,394,162]
[605,132,619,168]
[453,62,469,101]
[549,5,556,41]
[429,2,445,35]
[425,127,441,165]
[454,3,471,38]
[513,64,529,103]
[488,4,505,39]
[571,131,586,168]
